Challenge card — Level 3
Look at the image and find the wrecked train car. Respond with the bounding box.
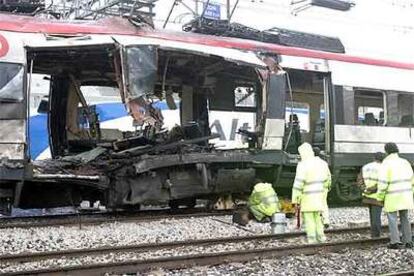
[1,14,414,212]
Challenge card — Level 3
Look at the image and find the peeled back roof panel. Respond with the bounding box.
[183,18,345,54]
[265,27,345,54]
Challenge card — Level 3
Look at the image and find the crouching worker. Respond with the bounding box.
[248,182,280,222]
[292,143,331,243]
[233,182,279,225]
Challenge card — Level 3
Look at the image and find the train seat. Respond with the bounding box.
[399,115,414,127]
[379,111,384,125]
[284,114,301,154]
[312,119,325,150]
[363,113,377,126]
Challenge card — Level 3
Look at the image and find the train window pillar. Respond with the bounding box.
[341,86,355,125]
[262,72,286,150]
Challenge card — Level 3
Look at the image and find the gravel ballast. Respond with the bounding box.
[157,246,414,276]
[0,231,371,273]
[0,207,401,255]
[0,206,411,275]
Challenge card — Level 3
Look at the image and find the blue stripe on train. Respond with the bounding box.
[29,102,129,159]
[29,102,312,159]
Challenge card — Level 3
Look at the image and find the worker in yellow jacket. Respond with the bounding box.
[359,152,385,238]
[377,143,414,249]
[313,147,331,228]
[292,143,331,243]
[248,182,280,222]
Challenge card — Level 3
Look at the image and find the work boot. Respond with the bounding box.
[405,242,413,249]
[387,243,403,250]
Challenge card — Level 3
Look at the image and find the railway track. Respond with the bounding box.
[384,270,414,276]
[0,208,233,229]
[1,226,388,275]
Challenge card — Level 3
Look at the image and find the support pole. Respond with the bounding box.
[226,0,230,20]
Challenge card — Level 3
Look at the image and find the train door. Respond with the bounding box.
[278,56,331,158]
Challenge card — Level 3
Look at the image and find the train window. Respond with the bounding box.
[0,63,23,102]
[355,90,384,126]
[285,102,310,132]
[385,92,414,127]
[357,106,384,125]
[234,85,256,108]
[333,86,385,126]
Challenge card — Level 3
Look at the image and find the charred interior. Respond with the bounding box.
[24,43,266,208]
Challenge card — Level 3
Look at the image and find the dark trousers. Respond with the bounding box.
[368,205,382,237]
[387,210,412,245]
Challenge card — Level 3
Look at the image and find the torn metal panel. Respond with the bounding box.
[0,120,25,143]
[24,34,115,49]
[134,151,255,174]
[113,35,267,69]
[124,45,157,100]
[61,147,107,164]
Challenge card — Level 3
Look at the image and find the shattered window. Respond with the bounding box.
[126,46,157,100]
[0,63,24,102]
[234,85,256,108]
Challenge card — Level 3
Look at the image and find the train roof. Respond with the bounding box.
[1,13,414,70]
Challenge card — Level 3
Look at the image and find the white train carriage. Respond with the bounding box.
[0,14,414,212]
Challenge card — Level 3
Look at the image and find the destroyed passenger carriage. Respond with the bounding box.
[0,14,414,213]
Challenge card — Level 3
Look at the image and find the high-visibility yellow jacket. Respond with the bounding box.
[291,143,331,212]
[248,183,280,221]
[377,153,414,212]
[361,161,382,202]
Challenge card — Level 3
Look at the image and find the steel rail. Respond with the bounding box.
[2,236,388,276]
[383,271,414,276]
[0,208,233,229]
[1,226,380,265]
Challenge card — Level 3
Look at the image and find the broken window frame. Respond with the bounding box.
[234,82,257,109]
[122,44,158,102]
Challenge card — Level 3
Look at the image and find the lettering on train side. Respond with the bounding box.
[210,119,251,141]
